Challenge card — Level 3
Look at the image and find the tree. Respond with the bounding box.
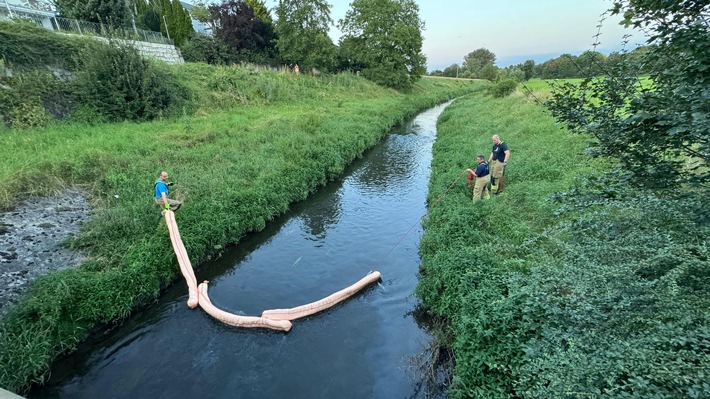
[442,63,459,78]
[244,0,271,23]
[181,34,237,65]
[135,0,163,32]
[500,66,525,82]
[521,59,535,80]
[210,0,278,64]
[55,0,130,26]
[275,0,335,72]
[164,0,194,46]
[536,54,579,79]
[338,0,426,90]
[462,48,496,78]
[576,50,607,76]
[478,63,498,81]
[190,2,212,24]
[546,0,710,191]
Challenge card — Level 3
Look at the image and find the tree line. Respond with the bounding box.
[51,0,427,90]
[429,45,652,81]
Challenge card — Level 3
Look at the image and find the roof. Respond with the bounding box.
[179,1,195,10]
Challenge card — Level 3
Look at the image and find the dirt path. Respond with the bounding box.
[0,190,90,320]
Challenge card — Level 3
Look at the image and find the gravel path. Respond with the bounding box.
[0,190,90,320]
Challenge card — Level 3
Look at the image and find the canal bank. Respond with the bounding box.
[29,101,456,398]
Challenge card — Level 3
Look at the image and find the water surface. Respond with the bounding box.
[31,101,453,399]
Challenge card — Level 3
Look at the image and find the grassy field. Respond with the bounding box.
[417,87,710,397]
[417,91,602,397]
[0,69,484,393]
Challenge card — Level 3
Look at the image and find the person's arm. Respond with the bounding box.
[488,152,493,163]
[503,150,510,164]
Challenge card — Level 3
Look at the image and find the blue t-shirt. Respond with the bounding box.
[155,179,168,199]
[475,162,489,177]
[491,142,509,162]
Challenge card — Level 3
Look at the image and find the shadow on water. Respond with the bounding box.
[29,100,456,399]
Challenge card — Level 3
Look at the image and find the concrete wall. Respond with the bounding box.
[132,41,184,64]
[92,36,184,64]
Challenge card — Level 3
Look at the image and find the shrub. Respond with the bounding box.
[487,78,518,98]
[0,70,72,128]
[7,103,53,129]
[73,41,186,122]
[181,34,237,65]
[0,20,91,70]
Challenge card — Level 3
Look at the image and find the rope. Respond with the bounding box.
[369,169,468,273]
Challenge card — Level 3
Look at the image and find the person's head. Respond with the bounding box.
[476,155,485,164]
[492,134,501,144]
[159,171,168,182]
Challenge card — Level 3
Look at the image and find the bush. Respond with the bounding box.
[73,41,187,122]
[487,78,518,98]
[7,103,53,129]
[181,34,237,65]
[0,70,73,128]
[0,20,91,70]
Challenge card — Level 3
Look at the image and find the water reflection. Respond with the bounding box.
[294,180,343,242]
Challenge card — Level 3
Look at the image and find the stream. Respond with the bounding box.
[30,101,454,399]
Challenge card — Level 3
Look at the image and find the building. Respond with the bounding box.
[0,0,56,29]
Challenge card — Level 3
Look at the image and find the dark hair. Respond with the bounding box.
[476,155,484,160]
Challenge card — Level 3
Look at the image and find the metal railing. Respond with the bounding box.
[0,8,173,46]
[50,16,173,45]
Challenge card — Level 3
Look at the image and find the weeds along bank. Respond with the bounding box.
[417,92,710,397]
[0,40,482,395]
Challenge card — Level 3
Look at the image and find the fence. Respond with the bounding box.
[0,8,173,46]
[51,16,173,45]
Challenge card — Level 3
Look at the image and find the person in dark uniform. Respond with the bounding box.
[466,155,491,202]
[488,134,510,194]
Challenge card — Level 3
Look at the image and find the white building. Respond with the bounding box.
[1,0,56,29]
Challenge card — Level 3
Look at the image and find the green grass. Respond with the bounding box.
[0,69,484,393]
[416,85,709,398]
[416,92,606,397]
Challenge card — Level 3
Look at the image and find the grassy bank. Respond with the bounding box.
[0,68,483,393]
[417,91,710,397]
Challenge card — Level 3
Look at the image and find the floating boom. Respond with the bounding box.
[162,209,378,331]
[261,271,381,321]
[198,281,293,332]
[163,209,199,308]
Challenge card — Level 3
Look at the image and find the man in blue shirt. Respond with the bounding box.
[154,171,182,212]
[488,134,510,194]
[466,155,491,202]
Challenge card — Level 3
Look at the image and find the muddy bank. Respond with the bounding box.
[0,190,90,320]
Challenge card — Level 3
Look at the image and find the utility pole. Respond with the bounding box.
[129,0,137,34]
[4,0,13,18]
[163,15,170,40]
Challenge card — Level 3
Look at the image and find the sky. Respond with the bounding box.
[262,0,644,71]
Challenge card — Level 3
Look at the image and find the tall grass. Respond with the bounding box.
[0,71,483,393]
[417,85,709,397]
[417,92,604,397]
